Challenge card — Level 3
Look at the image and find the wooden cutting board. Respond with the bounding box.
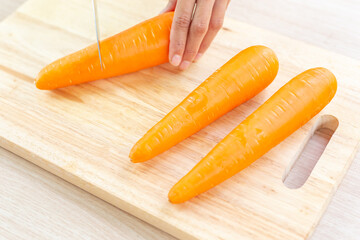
[1,0,359,239]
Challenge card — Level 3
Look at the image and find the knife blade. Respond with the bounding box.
[92,0,103,70]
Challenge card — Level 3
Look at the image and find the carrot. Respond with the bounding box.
[169,67,337,203]
[130,46,279,163]
[35,12,174,90]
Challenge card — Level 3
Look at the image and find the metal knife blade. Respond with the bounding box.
[92,0,103,70]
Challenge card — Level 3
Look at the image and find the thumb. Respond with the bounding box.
[159,0,177,14]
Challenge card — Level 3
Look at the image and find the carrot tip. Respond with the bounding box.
[129,143,155,163]
[130,158,141,163]
[129,151,146,163]
[168,190,179,204]
[129,148,139,163]
[35,73,49,90]
[168,187,187,204]
[35,81,43,90]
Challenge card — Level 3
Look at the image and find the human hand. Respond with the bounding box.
[161,0,230,70]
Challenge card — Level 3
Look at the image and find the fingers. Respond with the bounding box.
[169,0,196,67]
[159,0,177,14]
[169,0,228,70]
[197,0,228,58]
[179,0,215,70]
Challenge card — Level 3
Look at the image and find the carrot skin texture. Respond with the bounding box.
[35,12,174,90]
[169,67,337,204]
[130,46,279,162]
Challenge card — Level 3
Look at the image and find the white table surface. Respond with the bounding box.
[0,0,359,239]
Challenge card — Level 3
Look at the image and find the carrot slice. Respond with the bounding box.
[35,12,174,90]
[169,67,337,203]
[130,46,279,162]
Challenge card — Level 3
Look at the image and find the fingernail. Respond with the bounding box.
[171,54,182,66]
[194,53,203,62]
[179,61,191,70]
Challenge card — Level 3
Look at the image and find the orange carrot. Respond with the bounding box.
[168,67,337,203]
[130,46,279,163]
[35,12,174,90]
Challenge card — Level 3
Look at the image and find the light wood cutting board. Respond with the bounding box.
[0,0,359,239]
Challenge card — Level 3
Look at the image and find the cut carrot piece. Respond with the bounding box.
[169,67,337,203]
[130,46,279,162]
[35,12,174,90]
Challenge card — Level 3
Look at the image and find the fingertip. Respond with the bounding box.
[179,60,191,70]
[170,54,182,66]
[193,53,203,62]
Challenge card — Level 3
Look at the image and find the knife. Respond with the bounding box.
[92,0,103,70]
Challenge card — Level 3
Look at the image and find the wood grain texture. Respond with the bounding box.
[0,1,359,239]
[228,1,360,238]
[0,148,173,240]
